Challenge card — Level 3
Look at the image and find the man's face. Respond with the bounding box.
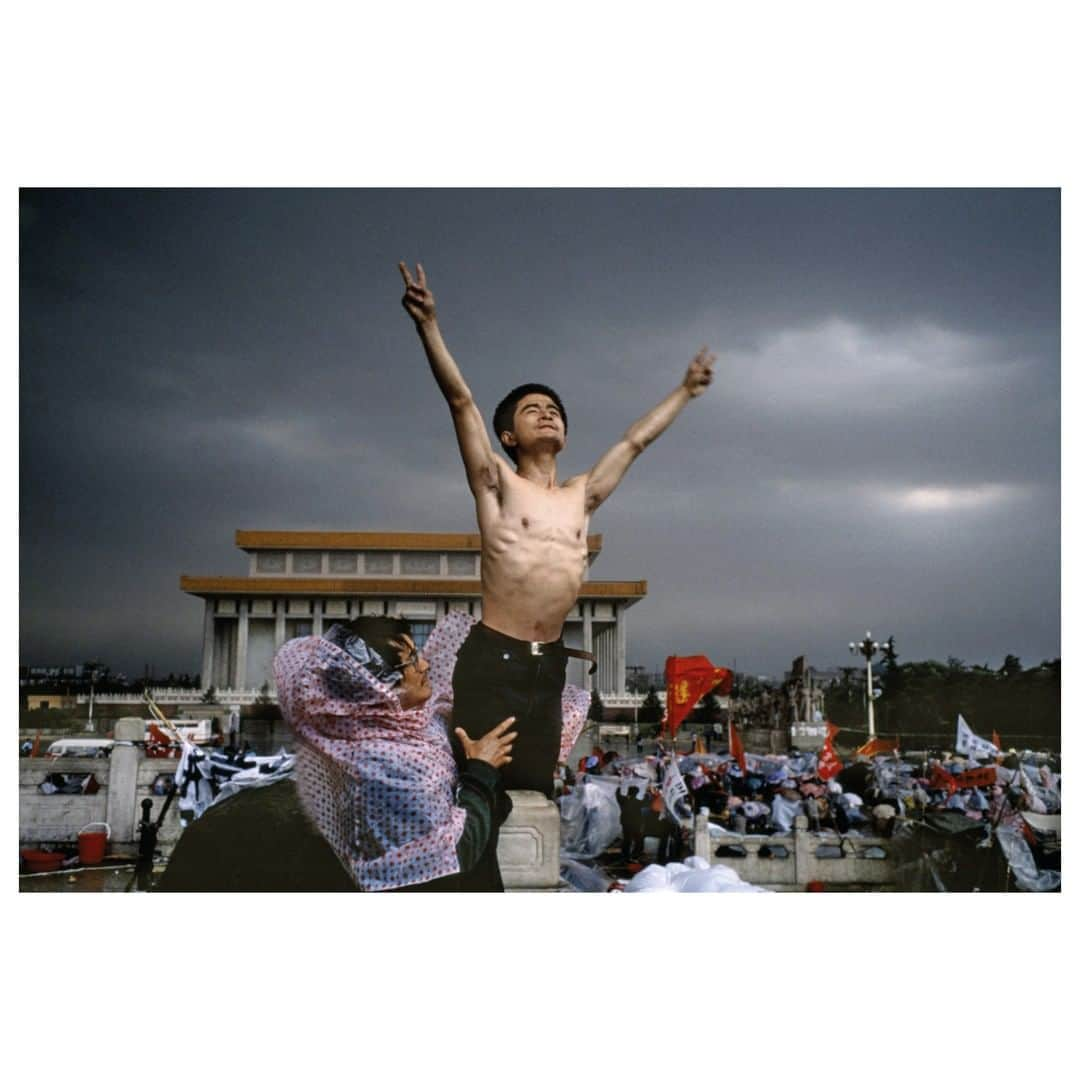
[391,634,431,709]
[503,393,565,457]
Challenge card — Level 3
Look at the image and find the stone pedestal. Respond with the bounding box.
[105,717,146,846]
[693,809,711,860]
[498,790,562,890]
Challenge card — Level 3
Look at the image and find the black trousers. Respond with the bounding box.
[450,622,568,892]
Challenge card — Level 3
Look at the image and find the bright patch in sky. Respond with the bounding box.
[724,317,1016,417]
[877,483,1023,514]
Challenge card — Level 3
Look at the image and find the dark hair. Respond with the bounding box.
[340,614,412,668]
[492,383,568,464]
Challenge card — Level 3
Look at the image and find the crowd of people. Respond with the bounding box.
[557,738,1062,869]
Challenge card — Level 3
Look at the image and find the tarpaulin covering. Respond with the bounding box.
[559,775,622,858]
[624,855,767,893]
[996,826,1061,892]
[559,856,614,892]
[890,817,1007,892]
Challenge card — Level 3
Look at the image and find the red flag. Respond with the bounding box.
[928,765,959,795]
[664,655,732,735]
[854,736,899,758]
[728,717,747,773]
[817,721,842,781]
[992,730,1002,750]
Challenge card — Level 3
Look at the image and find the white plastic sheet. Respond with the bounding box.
[173,744,294,820]
[624,864,677,892]
[212,750,294,805]
[559,776,622,858]
[996,826,1061,892]
[770,793,803,833]
[560,857,613,892]
[624,856,768,892]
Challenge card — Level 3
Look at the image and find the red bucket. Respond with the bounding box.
[77,822,110,865]
[21,849,65,873]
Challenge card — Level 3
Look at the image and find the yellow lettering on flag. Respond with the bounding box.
[675,680,690,704]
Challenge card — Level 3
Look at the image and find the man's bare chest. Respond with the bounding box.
[497,477,589,539]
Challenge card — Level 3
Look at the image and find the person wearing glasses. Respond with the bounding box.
[289,614,520,891]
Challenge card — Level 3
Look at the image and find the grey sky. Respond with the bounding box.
[19,188,1060,678]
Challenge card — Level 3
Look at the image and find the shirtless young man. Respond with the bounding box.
[399,261,713,885]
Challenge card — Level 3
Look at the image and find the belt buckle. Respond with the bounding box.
[530,641,543,656]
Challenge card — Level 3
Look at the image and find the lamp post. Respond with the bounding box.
[85,662,100,733]
[848,632,894,739]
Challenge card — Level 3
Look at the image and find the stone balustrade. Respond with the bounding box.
[21,717,563,890]
[20,718,184,854]
[693,810,897,890]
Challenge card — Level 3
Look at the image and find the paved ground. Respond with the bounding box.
[18,860,166,892]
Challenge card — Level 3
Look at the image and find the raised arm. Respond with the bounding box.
[399,261,500,495]
[584,347,715,512]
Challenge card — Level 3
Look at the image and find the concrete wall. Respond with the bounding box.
[19,759,109,845]
[693,812,896,891]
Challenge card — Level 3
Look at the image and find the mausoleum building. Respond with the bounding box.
[181,530,647,700]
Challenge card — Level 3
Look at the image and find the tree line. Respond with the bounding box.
[616,652,1060,752]
[824,653,1060,750]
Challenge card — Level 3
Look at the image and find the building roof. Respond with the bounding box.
[180,575,646,601]
[236,530,604,553]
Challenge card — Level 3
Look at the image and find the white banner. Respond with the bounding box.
[662,759,692,822]
[956,714,999,761]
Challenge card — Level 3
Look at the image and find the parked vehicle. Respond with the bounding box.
[171,718,214,744]
[45,738,114,758]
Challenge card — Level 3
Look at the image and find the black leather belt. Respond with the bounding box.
[529,640,597,675]
[474,622,598,674]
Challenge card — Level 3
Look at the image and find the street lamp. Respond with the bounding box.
[847,632,894,739]
[85,662,101,733]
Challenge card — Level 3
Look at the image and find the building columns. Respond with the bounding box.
[236,606,249,692]
[582,603,593,694]
[616,604,627,694]
[201,601,215,691]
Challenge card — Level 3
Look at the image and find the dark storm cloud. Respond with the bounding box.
[19,189,1059,676]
